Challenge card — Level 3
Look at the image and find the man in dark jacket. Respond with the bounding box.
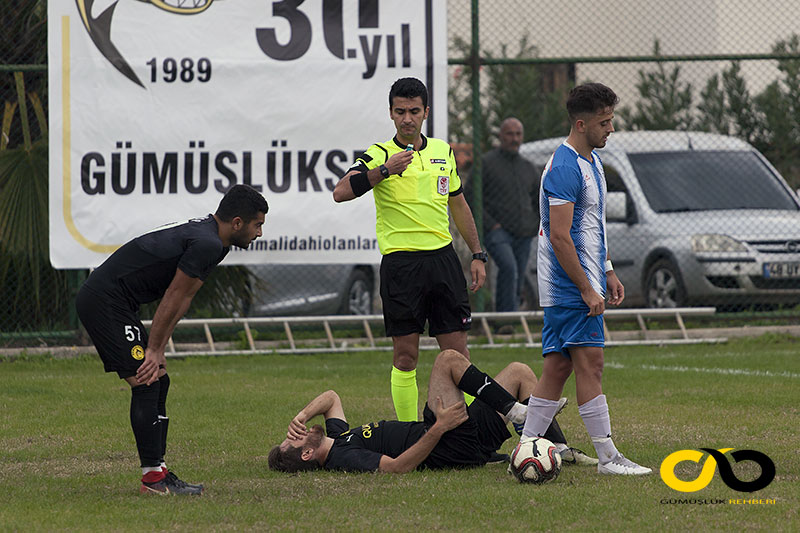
[474,118,540,313]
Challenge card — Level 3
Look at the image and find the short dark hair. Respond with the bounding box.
[389,77,428,108]
[267,445,320,473]
[215,184,269,222]
[566,83,619,122]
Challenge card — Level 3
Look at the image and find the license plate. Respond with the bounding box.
[763,262,800,278]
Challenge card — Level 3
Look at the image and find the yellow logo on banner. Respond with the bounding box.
[131,345,145,360]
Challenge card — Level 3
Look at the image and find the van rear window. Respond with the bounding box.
[628,151,798,212]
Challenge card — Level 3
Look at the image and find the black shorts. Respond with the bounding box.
[379,244,471,337]
[76,285,148,379]
[421,399,512,470]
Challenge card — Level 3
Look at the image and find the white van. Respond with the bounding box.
[520,131,800,308]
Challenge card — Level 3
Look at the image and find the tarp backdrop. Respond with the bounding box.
[48,0,447,268]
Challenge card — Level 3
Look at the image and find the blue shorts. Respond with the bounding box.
[541,306,605,358]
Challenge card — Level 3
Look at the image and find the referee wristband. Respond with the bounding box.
[605,260,614,272]
[349,171,372,197]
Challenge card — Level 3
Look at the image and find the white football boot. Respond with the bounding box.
[598,453,652,475]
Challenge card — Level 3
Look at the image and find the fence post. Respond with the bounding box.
[469,0,485,312]
[68,269,87,332]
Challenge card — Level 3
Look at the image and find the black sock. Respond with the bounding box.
[542,417,567,444]
[457,365,517,415]
[130,382,162,468]
[158,374,170,462]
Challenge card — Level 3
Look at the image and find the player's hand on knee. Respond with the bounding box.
[135,349,162,385]
[432,396,468,432]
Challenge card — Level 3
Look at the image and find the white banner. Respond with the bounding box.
[48,0,447,268]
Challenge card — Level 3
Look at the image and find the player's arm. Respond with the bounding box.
[333,150,413,202]
[287,390,345,440]
[135,268,203,385]
[448,193,486,291]
[378,396,468,474]
[549,202,605,316]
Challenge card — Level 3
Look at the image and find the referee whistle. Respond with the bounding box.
[405,144,414,151]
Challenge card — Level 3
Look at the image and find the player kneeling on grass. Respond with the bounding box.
[268,349,596,473]
[76,185,268,495]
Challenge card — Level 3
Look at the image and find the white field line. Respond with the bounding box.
[605,361,800,379]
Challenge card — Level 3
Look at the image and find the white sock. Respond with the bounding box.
[578,394,619,463]
[142,466,162,475]
[521,396,561,438]
[506,402,527,425]
[554,442,569,453]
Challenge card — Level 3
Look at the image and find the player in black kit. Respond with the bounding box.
[268,349,595,473]
[76,184,268,495]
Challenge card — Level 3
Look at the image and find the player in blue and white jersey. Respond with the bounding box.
[519,83,652,475]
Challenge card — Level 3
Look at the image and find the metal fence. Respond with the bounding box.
[2,0,800,343]
[447,0,800,317]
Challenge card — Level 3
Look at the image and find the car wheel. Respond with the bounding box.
[645,259,687,308]
[338,269,373,315]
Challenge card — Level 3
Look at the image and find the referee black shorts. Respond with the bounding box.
[421,399,512,469]
[379,243,472,337]
[76,285,149,379]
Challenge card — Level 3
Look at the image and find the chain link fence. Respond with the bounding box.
[449,0,800,315]
[3,1,800,344]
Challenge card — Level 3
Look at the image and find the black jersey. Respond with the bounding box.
[84,215,229,306]
[322,399,510,472]
[323,418,426,472]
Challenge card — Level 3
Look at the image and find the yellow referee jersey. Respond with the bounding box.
[355,135,462,254]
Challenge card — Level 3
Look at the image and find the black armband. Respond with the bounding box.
[350,171,373,197]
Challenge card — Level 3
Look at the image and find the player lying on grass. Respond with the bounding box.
[268,349,596,473]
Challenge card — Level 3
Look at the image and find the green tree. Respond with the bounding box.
[697,62,760,143]
[1,1,48,148]
[0,72,68,332]
[448,35,569,151]
[697,73,728,135]
[618,41,694,130]
[482,36,567,143]
[751,35,800,189]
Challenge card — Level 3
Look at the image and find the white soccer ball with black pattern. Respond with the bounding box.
[508,437,562,484]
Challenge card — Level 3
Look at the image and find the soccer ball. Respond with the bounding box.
[508,437,562,484]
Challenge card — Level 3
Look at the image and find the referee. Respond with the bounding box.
[333,77,487,421]
[76,184,268,494]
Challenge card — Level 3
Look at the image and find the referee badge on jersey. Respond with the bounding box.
[438,175,449,195]
[131,345,145,360]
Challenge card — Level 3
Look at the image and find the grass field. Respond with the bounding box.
[1,334,798,532]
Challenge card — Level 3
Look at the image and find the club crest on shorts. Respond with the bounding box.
[438,176,449,195]
[131,345,145,360]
